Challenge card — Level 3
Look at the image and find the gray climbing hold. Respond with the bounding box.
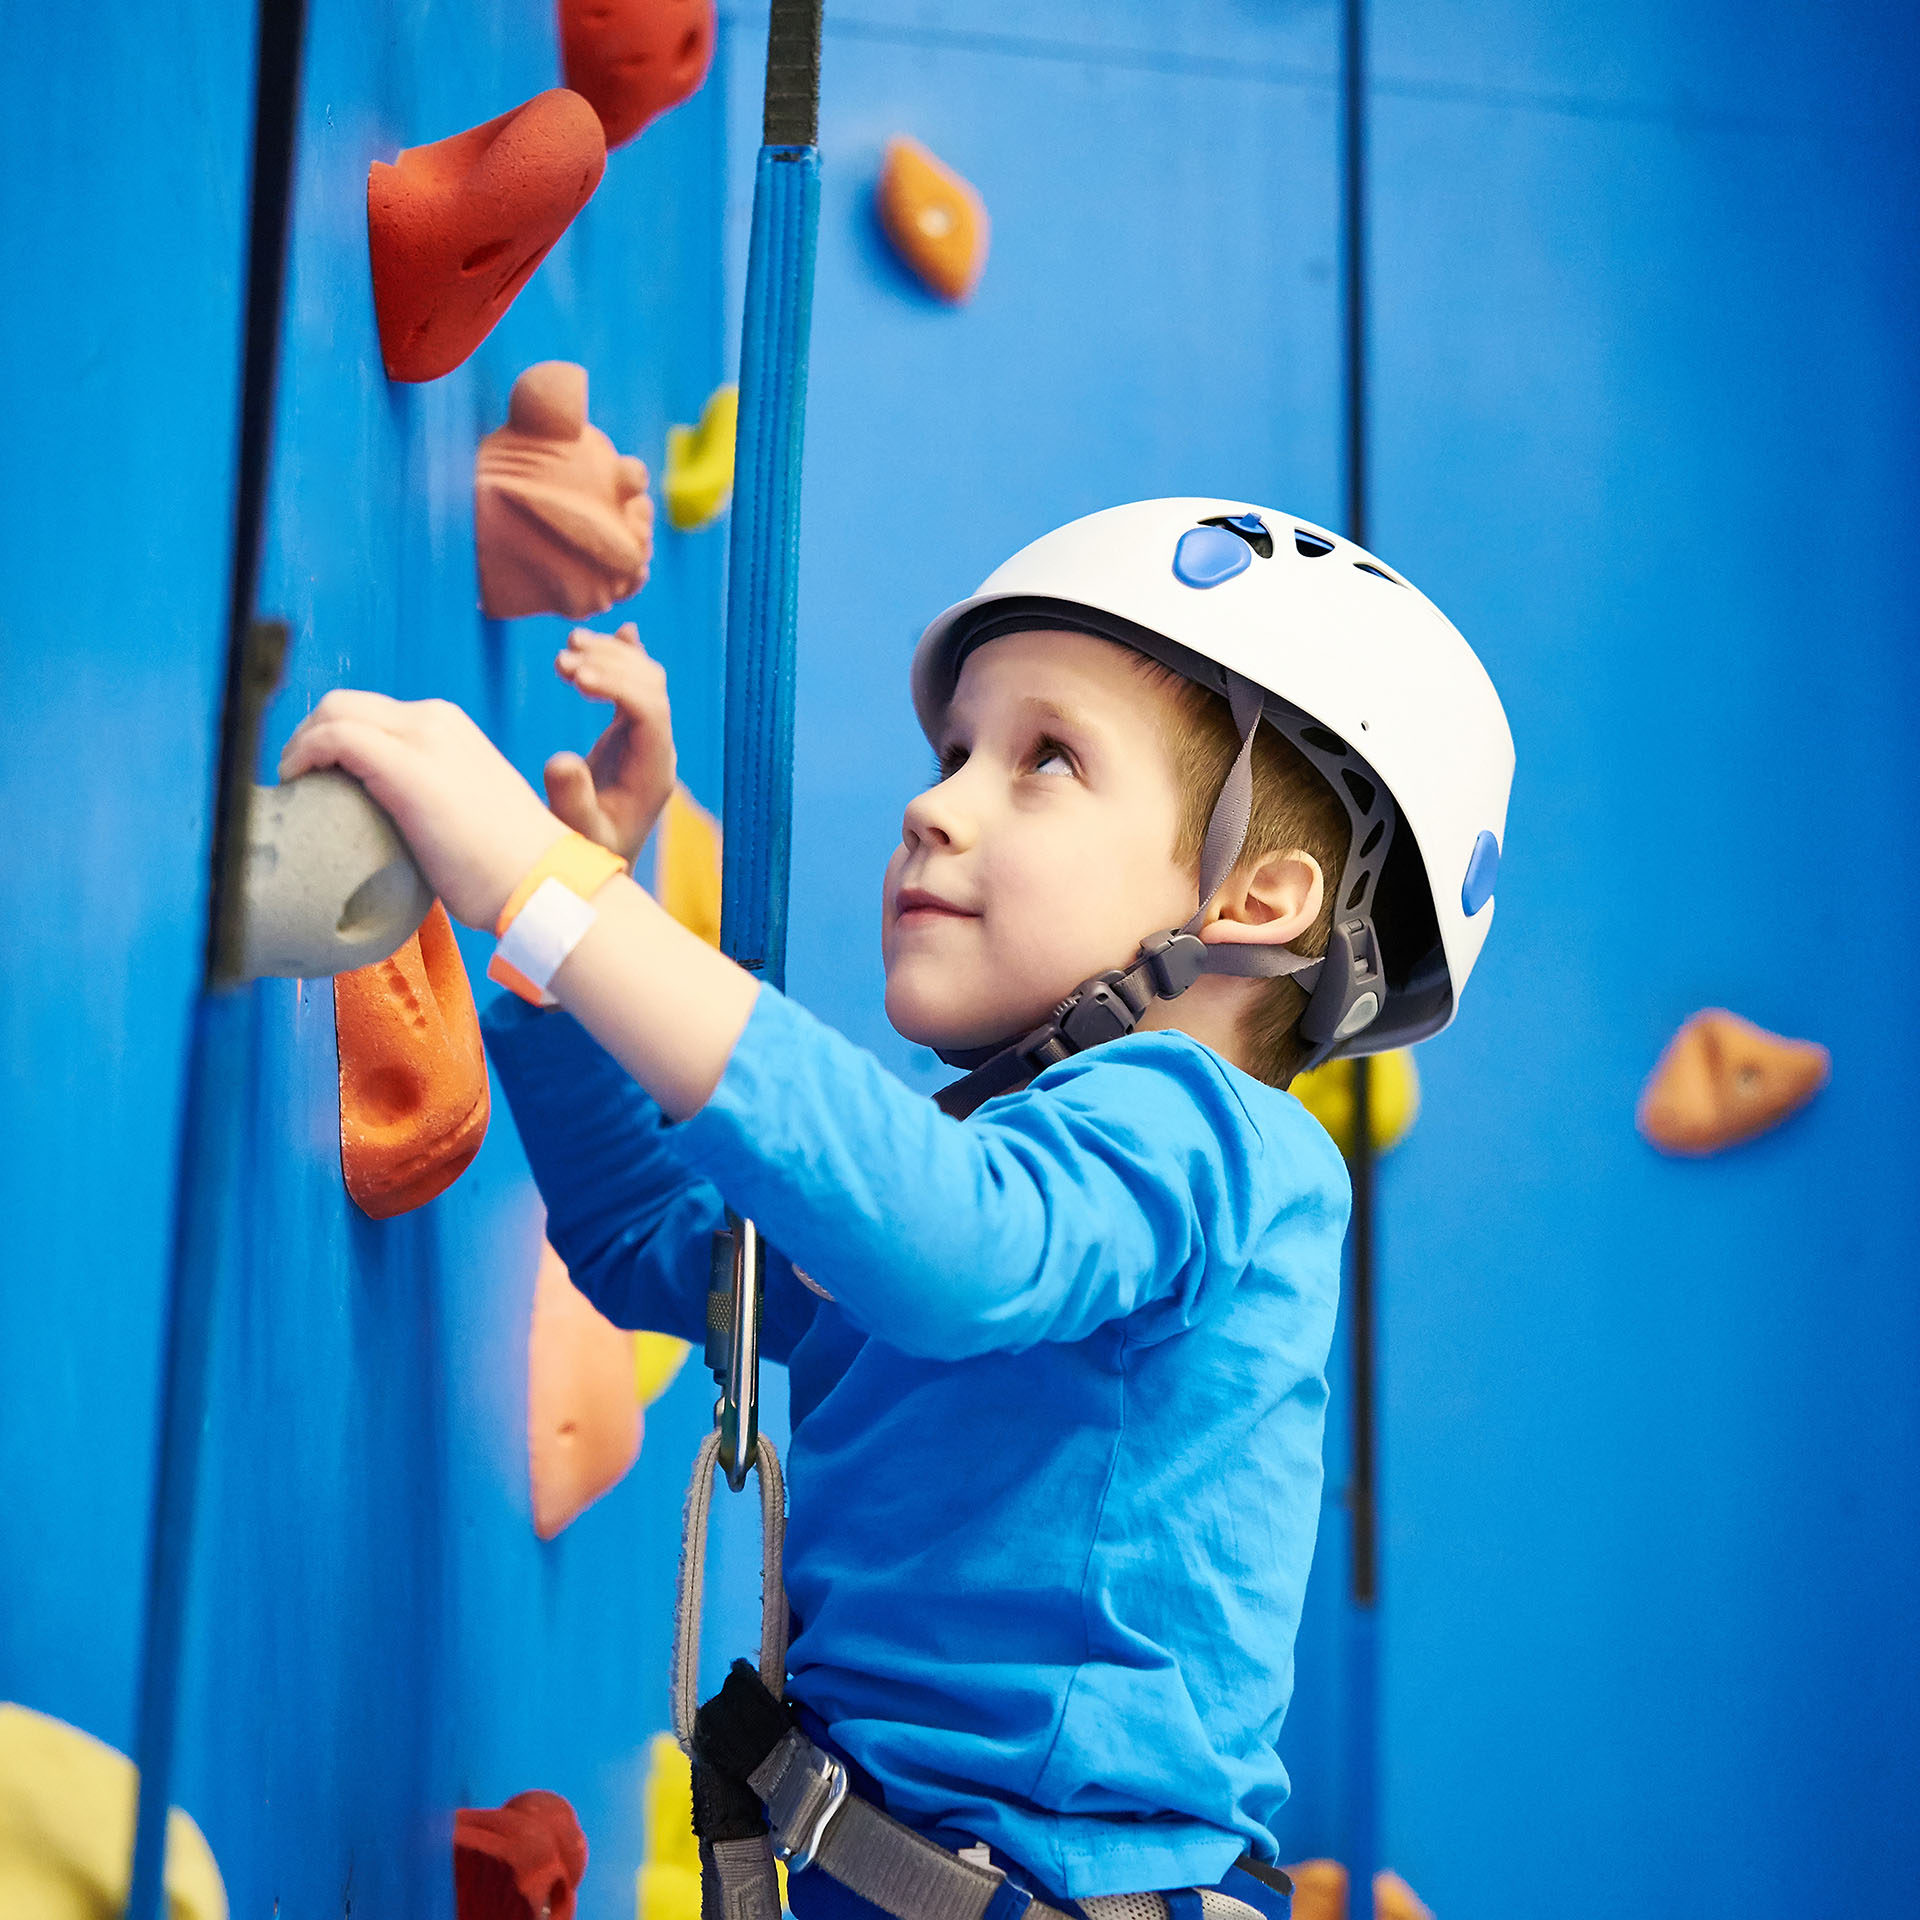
[241,771,432,979]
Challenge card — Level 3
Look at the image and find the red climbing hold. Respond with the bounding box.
[560,0,717,150]
[368,90,607,383]
[454,1791,589,1920]
[334,901,490,1218]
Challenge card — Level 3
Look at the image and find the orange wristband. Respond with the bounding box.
[487,831,629,1005]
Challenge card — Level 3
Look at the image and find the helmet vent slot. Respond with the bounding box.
[1353,561,1403,585]
[1299,724,1348,756]
[1341,768,1377,813]
[1198,513,1274,559]
[1358,818,1385,859]
[1345,873,1370,911]
[1294,530,1335,557]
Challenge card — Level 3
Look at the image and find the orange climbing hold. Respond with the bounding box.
[876,136,989,304]
[1636,1007,1830,1156]
[529,1240,643,1537]
[475,361,655,619]
[560,0,717,150]
[454,1790,588,1920]
[334,901,490,1218]
[368,90,607,382]
[1286,1861,1432,1920]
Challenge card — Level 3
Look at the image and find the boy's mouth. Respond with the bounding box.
[893,886,978,923]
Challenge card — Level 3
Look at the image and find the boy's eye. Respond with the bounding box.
[1032,737,1077,777]
[935,745,968,782]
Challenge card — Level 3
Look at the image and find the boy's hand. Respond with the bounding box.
[279,693,565,929]
[545,623,677,867]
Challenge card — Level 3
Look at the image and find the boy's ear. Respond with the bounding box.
[1201,849,1325,947]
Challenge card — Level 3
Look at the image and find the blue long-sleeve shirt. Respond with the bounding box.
[483,986,1347,1900]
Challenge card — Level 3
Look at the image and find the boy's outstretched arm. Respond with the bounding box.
[280,681,757,1120]
[282,681,1320,1360]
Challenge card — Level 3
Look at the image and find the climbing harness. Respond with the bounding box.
[682,1660,1286,1920]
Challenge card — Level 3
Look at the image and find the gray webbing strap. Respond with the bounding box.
[1182,672,1267,935]
[1194,942,1323,983]
[703,1835,784,1920]
[674,1429,789,1750]
[752,1740,1070,1920]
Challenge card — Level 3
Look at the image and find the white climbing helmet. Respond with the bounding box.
[912,498,1515,1059]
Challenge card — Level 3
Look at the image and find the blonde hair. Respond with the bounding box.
[1135,660,1349,1086]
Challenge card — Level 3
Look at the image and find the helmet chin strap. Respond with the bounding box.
[933,672,1391,1120]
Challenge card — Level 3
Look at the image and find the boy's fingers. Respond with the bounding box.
[277,715,423,801]
[565,622,652,664]
[543,752,600,830]
[301,687,416,734]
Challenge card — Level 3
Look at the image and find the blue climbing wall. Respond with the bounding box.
[3,3,1918,1918]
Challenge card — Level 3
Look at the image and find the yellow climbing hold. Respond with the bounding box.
[636,1734,700,1920]
[635,1329,691,1407]
[663,385,738,531]
[655,784,722,949]
[0,1701,227,1920]
[1290,1050,1420,1159]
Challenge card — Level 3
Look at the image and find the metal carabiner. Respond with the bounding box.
[710,1213,763,1492]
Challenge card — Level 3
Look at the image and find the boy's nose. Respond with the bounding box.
[902,777,975,853]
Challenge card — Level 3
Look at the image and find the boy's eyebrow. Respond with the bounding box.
[1014,695,1083,729]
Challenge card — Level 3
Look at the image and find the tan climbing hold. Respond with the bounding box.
[876,136,989,303]
[0,1700,227,1920]
[529,1241,642,1538]
[335,900,490,1218]
[368,91,607,382]
[476,361,655,620]
[242,771,432,980]
[1636,1007,1830,1156]
[663,385,738,531]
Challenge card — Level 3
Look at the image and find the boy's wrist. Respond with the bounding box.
[487,830,631,1005]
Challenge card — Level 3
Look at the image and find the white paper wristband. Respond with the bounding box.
[493,876,600,1004]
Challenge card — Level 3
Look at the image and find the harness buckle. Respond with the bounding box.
[762,1734,849,1873]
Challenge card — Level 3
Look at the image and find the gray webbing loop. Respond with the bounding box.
[674,1429,789,1750]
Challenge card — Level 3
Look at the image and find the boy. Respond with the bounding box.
[282,499,1514,1920]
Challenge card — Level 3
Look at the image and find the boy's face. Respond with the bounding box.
[883,628,1198,1051]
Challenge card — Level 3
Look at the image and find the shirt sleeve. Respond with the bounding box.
[671,986,1299,1360]
[481,994,818,1364]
